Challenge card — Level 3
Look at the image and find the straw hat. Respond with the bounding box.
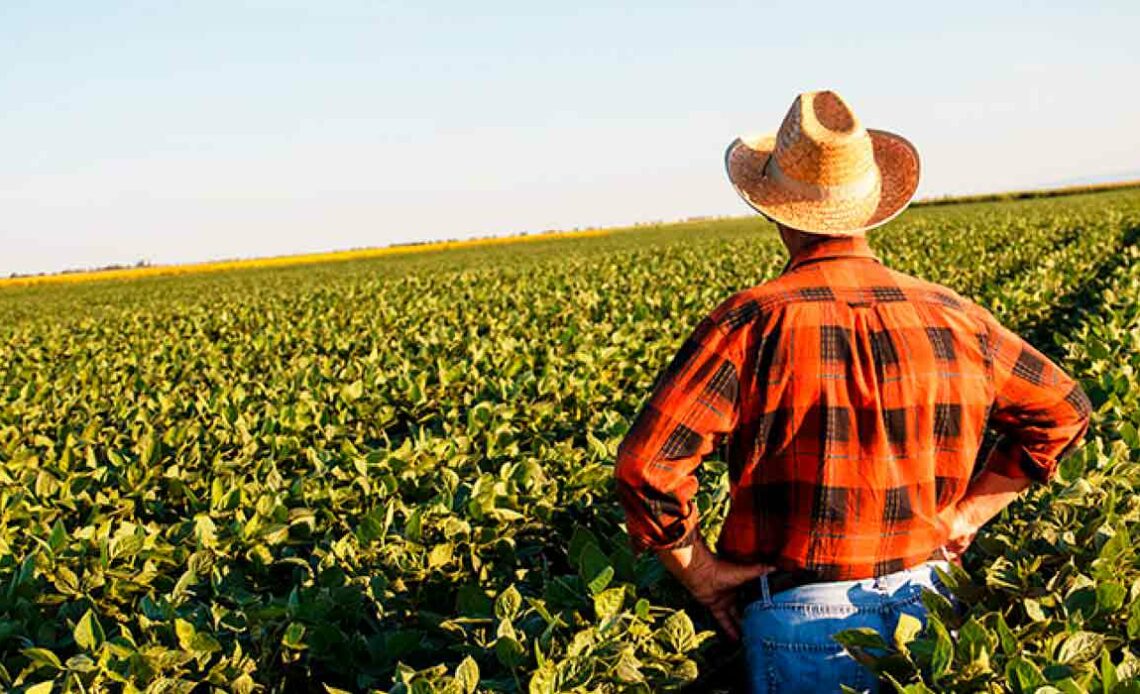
[725,90,920,235]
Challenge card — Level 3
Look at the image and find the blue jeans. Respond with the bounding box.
[740,561,955,693]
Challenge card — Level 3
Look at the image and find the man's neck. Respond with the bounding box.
[778,225,837,256]
[775,225,829,255]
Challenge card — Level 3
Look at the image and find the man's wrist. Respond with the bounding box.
[951,498,983,536]
[655,534,715,587]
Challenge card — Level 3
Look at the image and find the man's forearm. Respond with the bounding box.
[956,469,1032,530]
[655,535,716,590]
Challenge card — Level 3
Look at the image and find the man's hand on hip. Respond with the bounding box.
[655,534,774,641]
[936,503,980,562]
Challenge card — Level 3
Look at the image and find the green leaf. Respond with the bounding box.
[585,431,609,459]
[614,649,643,682]
[454,656,479,694]
[21,648,62,672]
[922,589,960,628]
[1066,586,1099,619]
[658,611,697,652]
[528,663,558,694]
[1052,679,1087,694]
[193,514,217,547]
[405,508,424,543]
[956,618,992,669]
[1099,531,1130,563]
[1005,656,1046,694]
[495,635,525,668]
[410,680,436,694]
[893,613,922,652]
[341,380,364,402]
[174,618,197,651]
[1059,445,1088,481]
[593,587,625,622]
[1088,338,1111,360]
[495,585,523,621]
[426,542,453,569]
[833,627,889,652]
[48,521,67,553]
[1130,599,1140,640]
[73,609,105,652]
[1098,582,1127,612]
[456,585,494,618]
[1119,421,1140,449]
[65,654,96,673]
[171,568,197,599]
[190,630,221,655]
[577,542,614,595]
[25,683,55,694]
[282,622,307,650]
[882,672,935,694]
[1102,648,1118,694]
[586,564,615,595]
[567,526,600,568]
[929,619,953,681]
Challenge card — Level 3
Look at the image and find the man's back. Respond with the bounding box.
[625,89,1094,692]
[615,235,1090,580]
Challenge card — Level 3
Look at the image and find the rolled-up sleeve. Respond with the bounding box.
[614,315,743,553]
[972,307,1092,483]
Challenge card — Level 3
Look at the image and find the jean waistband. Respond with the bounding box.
[739,560,951,607]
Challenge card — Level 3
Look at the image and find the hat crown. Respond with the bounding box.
[724,89,920,234]
[772,91,877,187]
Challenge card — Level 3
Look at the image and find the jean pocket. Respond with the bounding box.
[761,639,876,694]
[743,604,886,694]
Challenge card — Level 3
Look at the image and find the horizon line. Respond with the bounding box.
[4,178,1139,290]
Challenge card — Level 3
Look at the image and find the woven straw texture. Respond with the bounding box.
[725,91,920,235]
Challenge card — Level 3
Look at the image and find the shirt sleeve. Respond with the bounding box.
[970,306,1092,483]
[614,315,743,553]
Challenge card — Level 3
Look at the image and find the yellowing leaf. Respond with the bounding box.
[74,609,105,652]
[593,587,626,622]
[455,655,479,694]
[893,613,922,651]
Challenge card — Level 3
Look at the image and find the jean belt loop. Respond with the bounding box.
[760,572,772,605]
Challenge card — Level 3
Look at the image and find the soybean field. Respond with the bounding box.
[2,187,1140,693]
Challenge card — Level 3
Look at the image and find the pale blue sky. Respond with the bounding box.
[2,1,1138,276]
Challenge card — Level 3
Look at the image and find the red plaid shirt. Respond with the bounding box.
[615,236,1091,580]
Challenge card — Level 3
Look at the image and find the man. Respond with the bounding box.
[613,91,1091,692]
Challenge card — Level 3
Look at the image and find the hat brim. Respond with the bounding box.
[725,129,920,235]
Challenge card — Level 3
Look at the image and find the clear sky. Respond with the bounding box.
[2,1,1138,276]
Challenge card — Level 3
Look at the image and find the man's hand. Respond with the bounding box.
[936,502,980,562]
[655,535,773,640]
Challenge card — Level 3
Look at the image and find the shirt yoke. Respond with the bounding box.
[708,260,987,338]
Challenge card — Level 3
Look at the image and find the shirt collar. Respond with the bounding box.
[785,235,879,272]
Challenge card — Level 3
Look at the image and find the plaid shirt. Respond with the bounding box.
[615,236,1091,580]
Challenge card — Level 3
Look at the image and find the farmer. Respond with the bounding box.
[613,90,1091,692]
